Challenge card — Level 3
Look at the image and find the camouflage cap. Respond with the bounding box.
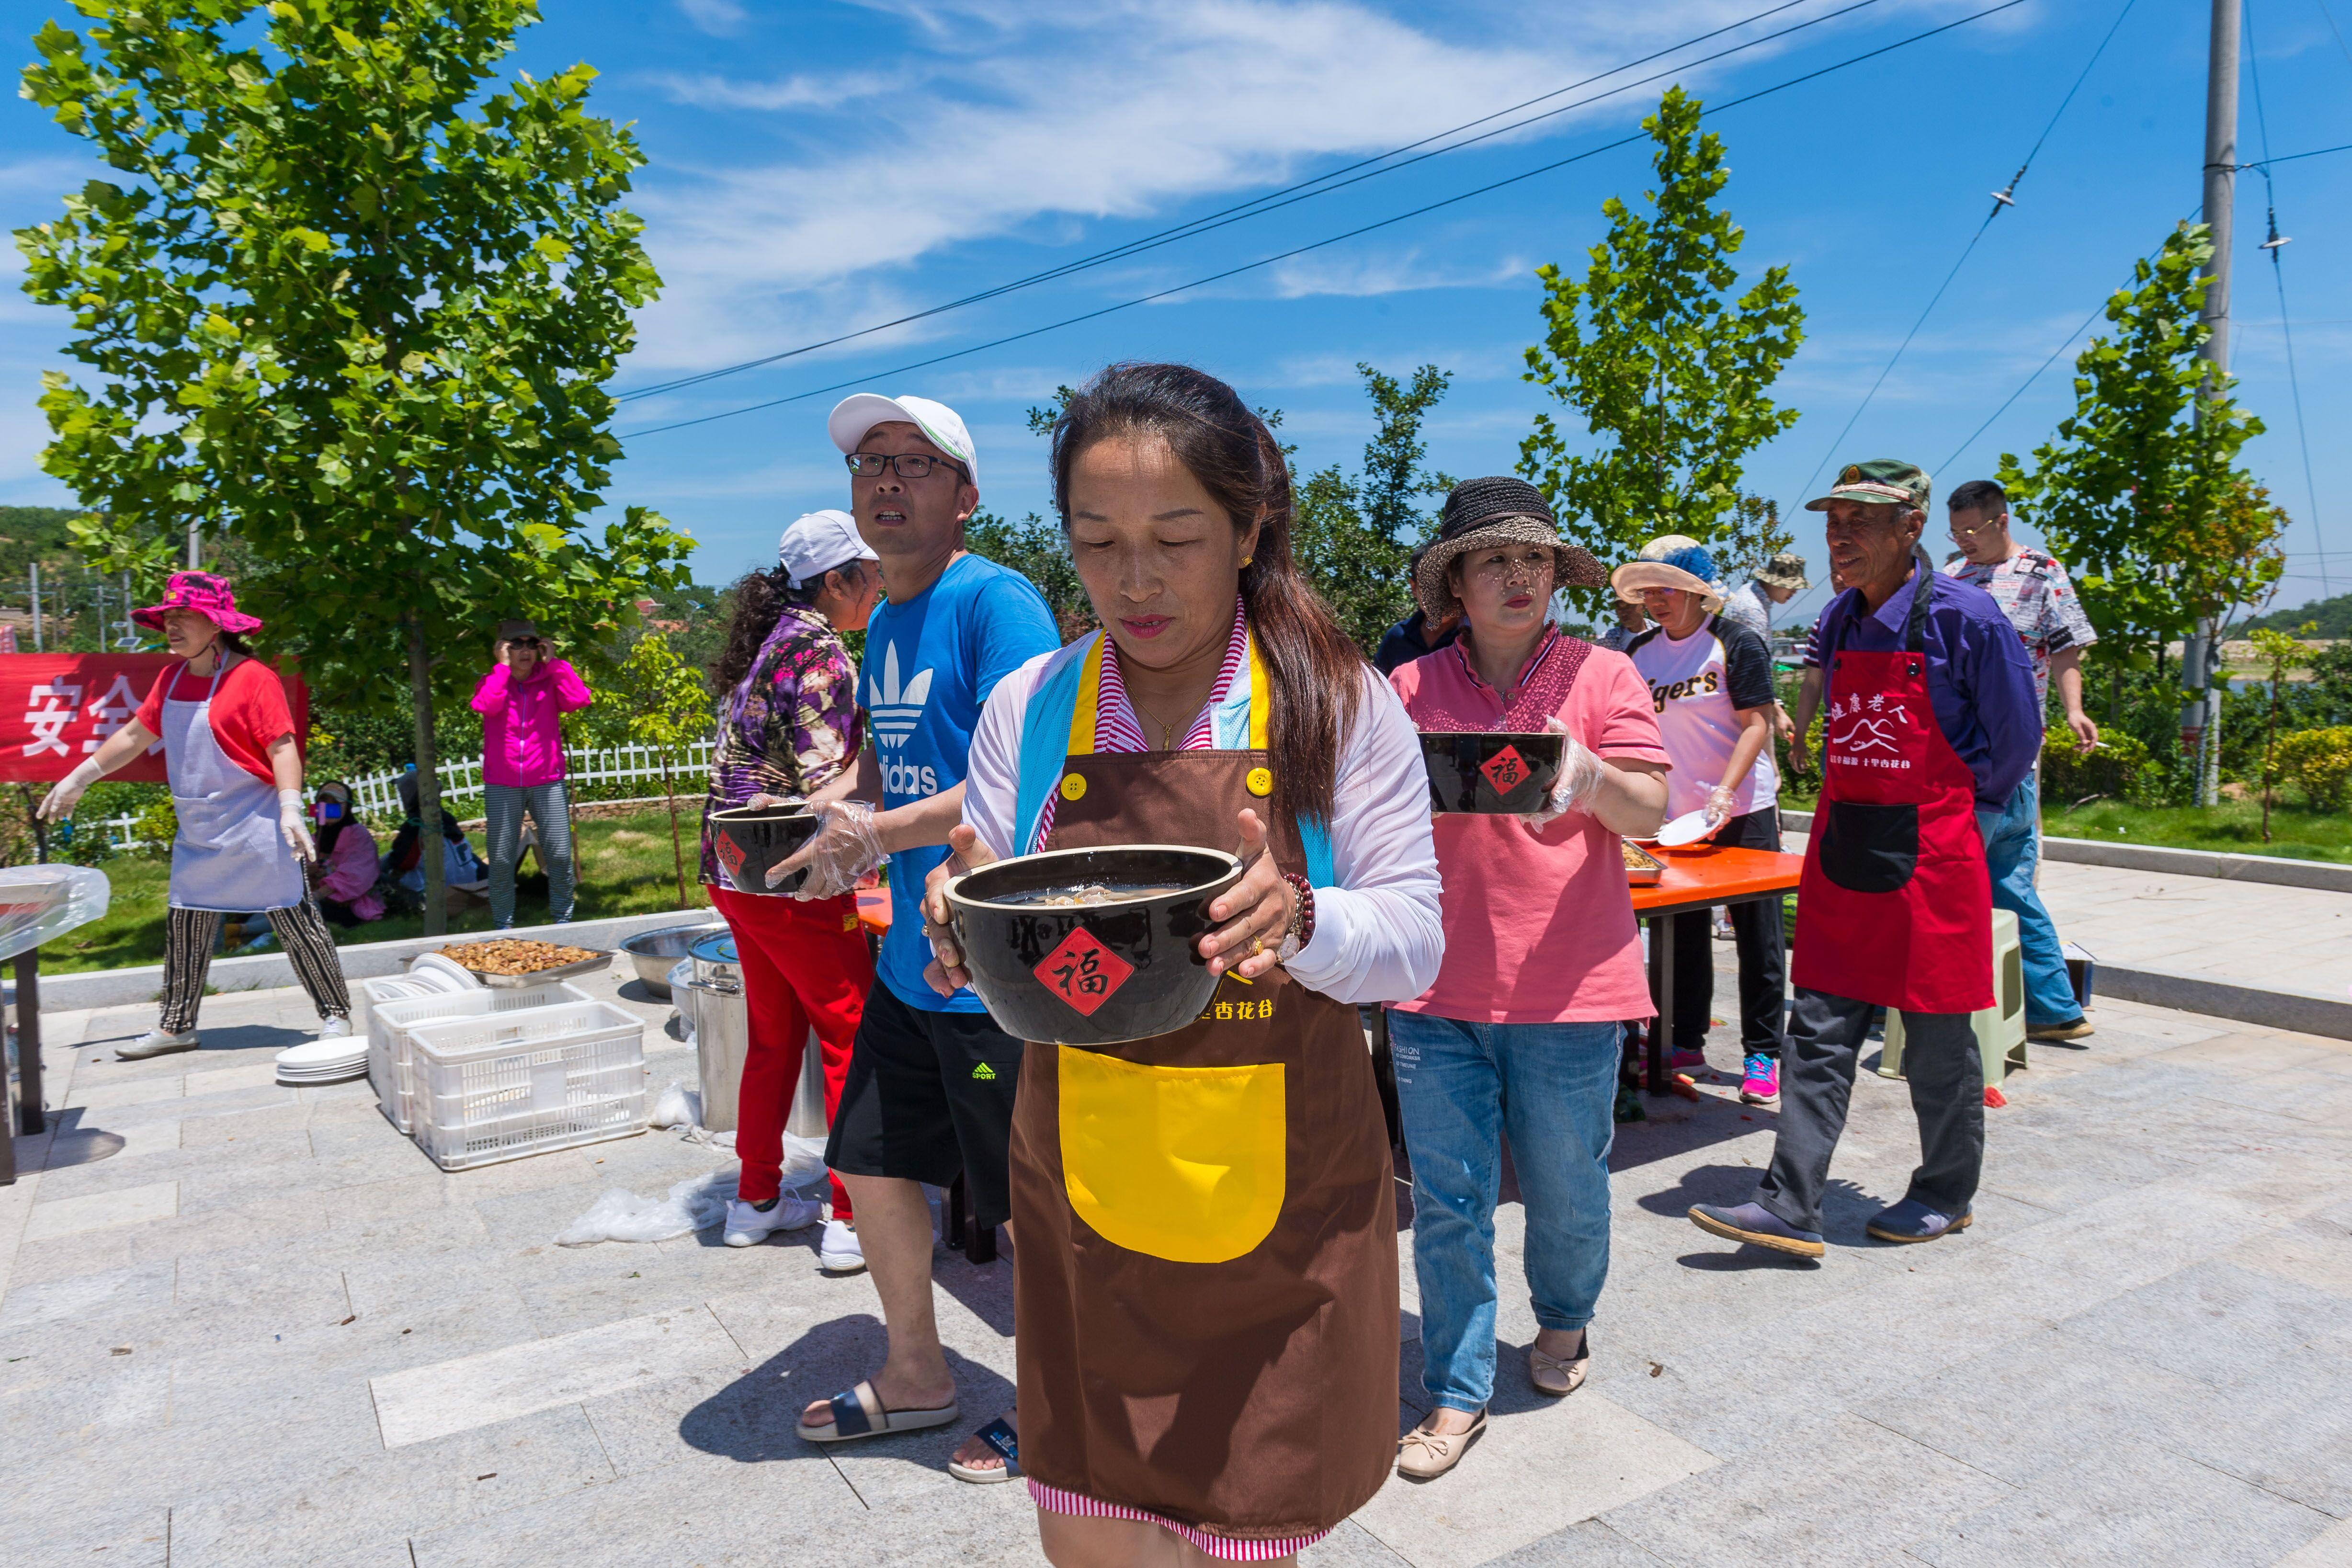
[1806,459,1931,513]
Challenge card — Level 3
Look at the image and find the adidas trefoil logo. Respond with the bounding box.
[869,641,935,753]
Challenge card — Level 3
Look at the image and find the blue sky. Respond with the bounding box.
[3,0,2347,626]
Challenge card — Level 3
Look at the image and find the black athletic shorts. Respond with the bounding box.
[824,978,1025,1230]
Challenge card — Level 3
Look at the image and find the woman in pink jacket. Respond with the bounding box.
[470,619,594,926]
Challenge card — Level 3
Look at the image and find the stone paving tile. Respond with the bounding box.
[1484,1518,1679,1566]
[2163,1343,2352,1517]
[1352,1391,1713,1568]
[168,1404,616,1568]
[1600,1409,2004,1568]
[2054,1258,2350,1387]
[1906,1443,2333,1568]
[0,1495,170,1568]
[2282,1518,2352,1568]
[22,1179,178,1241]
[2230,1213,2352,1298]
[1301,1519,1418,1565]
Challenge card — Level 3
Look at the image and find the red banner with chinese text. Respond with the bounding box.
[0,655,308,783]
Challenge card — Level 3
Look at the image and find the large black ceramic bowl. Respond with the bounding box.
[708,805,820,895]
[944,845,1246,1047]
[1419,730,1565,814]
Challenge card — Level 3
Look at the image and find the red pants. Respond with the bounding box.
[709,886,872,1214]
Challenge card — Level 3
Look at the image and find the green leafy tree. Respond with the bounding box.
[1998,225,2274,682]
[966,508,1092,640]
[2248,622,2314,842]
[584,632,715,908]
[1291,364,1455,654]
[18,0,692,932]
[1520,87,1803,608]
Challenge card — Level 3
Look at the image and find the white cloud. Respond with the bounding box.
[644,68,905,112]
[677,0,748,36]
[627,0,1975,373]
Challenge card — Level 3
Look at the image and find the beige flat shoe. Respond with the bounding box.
[1396,1412,1486,1481]
[1530,1333,1590,1396]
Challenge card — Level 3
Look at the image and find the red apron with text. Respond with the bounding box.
[1791,563,1993,1014]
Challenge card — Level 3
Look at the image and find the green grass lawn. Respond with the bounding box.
[2036,797,2352,864]
[39,807,713,975]
[1783,780,2351,864]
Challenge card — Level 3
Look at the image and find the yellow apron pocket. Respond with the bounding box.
[1057,1045,1285,1264]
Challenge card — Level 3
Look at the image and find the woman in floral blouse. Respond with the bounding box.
[702,511,884,1271]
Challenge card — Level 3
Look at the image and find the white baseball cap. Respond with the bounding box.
[778,509,879,589]
[828,393,979,489]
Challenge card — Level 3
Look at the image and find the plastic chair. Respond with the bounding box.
[1876,908,2026,1088]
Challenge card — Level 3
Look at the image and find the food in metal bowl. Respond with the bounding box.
[439,939,602,977]
[999,883,1190,908]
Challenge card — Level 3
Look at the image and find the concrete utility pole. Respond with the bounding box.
[2182,0,2239,807]
[187,520,200,570]
[28,562,41,652]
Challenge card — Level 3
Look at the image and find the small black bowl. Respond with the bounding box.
[944,845,1246,1047]
[1418,730,1565,814]
[708,805,820,895]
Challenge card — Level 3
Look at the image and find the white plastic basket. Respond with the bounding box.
[366,981,592,1133]
[406,1000,648,1170]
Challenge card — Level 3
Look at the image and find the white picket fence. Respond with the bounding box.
[86,740,714,852]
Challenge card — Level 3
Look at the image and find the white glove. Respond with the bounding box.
[1704,784,1739,829]
[278,788,317,862]
[38,758,104,823]
[770,800,884,900]
[1519,718,1608,830]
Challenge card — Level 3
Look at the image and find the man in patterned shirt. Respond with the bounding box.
[1942,478,2098,1042]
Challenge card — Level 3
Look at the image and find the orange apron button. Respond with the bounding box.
[1060,772,1088,801]
[1245,767,1273,796]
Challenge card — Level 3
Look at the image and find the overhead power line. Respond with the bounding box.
[617,0,1878,406]
[2245,0,2329,595]
[625,0,2031,442]
[1789,0,2138,505]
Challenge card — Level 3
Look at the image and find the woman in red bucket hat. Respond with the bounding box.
[39,572,353,1058]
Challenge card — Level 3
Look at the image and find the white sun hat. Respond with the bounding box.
[778,509,879,589]
[828,394,979,489]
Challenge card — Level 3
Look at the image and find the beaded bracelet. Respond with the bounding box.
[1280,872,1316,953]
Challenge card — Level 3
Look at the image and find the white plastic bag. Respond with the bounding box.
[556,1169,738,1246]
[650,1079,703,1130]
[0,865,109,964]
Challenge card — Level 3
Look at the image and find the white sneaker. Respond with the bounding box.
[315,1016,353,1039]
[722,1195,821,1247]
[819,1218,866,1274]
[120,1029,199,1060]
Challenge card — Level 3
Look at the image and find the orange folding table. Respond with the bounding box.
[1630,844,1805,1095]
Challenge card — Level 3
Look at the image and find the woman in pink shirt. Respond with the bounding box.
[1385,477,1669,1482]
[470,619,594,926]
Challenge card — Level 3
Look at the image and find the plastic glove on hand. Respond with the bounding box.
[1518,717,1607,830]
[770,800,883,900]
[38,758,103,823]
[1703,785,1739,829]
[920,824,1001,996]
[745,793,803,811]
[277,788,317,862]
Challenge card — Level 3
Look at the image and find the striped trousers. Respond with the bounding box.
[160,897,351,1034]
[484,781,575,927]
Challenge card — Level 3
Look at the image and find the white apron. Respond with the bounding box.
[163,656,304,914]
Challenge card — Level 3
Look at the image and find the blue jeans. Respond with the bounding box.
[1386,1011,1619,1415]
[1976,770,2081,1026]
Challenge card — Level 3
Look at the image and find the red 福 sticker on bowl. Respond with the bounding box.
[1480,744,1530,795]
[1034,927,1135,1017]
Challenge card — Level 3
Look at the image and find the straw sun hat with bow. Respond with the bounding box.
[1411,477,1606,623]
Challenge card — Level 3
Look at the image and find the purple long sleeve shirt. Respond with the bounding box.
[1812,560,2041,810]
[471,658,594,787]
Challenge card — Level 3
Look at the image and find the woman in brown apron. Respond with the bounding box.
[922,363,1442,1565]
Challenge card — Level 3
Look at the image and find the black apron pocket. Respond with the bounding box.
[1819,801,1919,894]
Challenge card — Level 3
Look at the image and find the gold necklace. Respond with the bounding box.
[1130,702,1182,750]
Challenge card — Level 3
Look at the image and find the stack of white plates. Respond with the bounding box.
[405,952,483,992]
[276,1034,370,1085]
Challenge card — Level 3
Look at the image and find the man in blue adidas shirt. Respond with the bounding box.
[773,392,1057,1481]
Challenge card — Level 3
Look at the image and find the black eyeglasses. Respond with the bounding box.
[846,452,968,482]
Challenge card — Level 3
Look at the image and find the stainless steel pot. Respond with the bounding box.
[688,932,741,993]
[686,977,748,1133]
[620,921,728,999]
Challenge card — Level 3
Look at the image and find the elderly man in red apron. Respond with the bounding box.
[1689,462,2039,1258]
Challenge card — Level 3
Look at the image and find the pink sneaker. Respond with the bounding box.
[1668,1048,1707,1071]
[1740,1054,1779,1104]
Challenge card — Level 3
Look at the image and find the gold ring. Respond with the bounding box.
[1249,934,1264,959]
